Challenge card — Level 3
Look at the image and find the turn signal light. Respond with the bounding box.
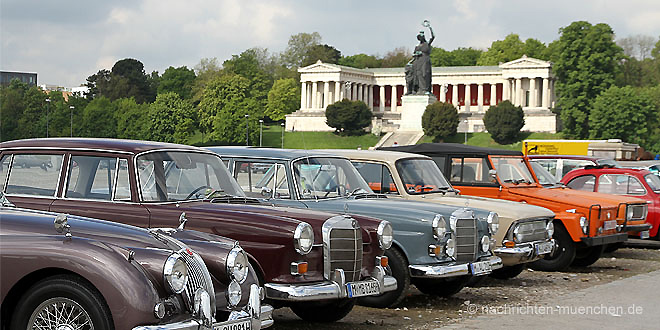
[290,262,308,275]
[378,256,389,267]
[504,240,515,248]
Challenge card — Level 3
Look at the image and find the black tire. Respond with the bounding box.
[529,223,576,271]
[489,264,525,280]
[571,245,605,267]
[358,247,409,308]
[604,242,623,253]
[413,275,471,297]
[290,299,355,322]
[10,274,113,330]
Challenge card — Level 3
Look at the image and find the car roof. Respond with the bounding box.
[565,167,651,177]
[0,138,201,154]
[318,149,432,162]
[207,146,342,161]
[380,143,523,156]
[527,155,606,161]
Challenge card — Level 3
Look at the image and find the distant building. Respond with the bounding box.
[1,71,37,86]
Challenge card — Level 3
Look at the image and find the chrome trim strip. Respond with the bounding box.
[263,275,396,301]
[409,255,502,278]
[493,239,555,266]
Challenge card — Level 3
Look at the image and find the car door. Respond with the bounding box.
[2,152,65,211]
[447,155,502,199]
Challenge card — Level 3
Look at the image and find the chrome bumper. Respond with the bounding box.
[133,284,273,330]
[618,223,652,233]
[264,266,397,301]
[409,255,502,278]
[494,239,555,266]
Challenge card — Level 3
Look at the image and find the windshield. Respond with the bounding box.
[396,158,453,194]
[491,157,535,185]
[529,161,559,186]
[137,151,244,202]
[292,157,373,199]
[597,159,620,167]
[645,173,660,192]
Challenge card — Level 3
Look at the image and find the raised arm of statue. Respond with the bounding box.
[428,26,435,45]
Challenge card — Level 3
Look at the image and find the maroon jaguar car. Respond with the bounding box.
[0,138,396,321]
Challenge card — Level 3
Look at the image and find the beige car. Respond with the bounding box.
[324,149,556,279]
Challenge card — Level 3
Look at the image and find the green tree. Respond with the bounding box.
[339,54,382,69]
[266,78,300,121]
[281,32,322,68]
[223,48,274,106]
[381,47,411,67]
[157,66,196,99]
[80,97,116,138]
[555,21,623,138]
[146,92,196,143]
[588,86,657,147]
[483,100,525,144]
[421,102,459,142]
[0,79,29,141]
[477,34,526,65]
[197,74,260,144]
[16,86,50,139]
[44,92,69,137]
[431,47,482,66]
[325,99,372,135]
[302,44,341,66]
[114,97,149,139]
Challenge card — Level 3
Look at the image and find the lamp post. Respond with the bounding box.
[244,114,249,146]
[463,119,468,144]
[259,119,263,147]
[280,122,285,148]
[45,98,51,138]
[69,106,75,137]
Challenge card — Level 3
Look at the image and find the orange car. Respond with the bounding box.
[383,143,650,271]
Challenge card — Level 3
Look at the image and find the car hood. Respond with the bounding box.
[508,186,647,210]
[408,194,555,220]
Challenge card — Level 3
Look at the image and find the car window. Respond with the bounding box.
[0,155,10,192]
[566,175,595,191]
[6,154,63,197]
[562,159,595,177]
[532,159,558,177]
[450,157,491,184]
[115,159,131,201]
[491,157,534,184]
[66,156,118,201]
[234,161,290,199]
[292,157,372,199]
[597,174,646,195]
[645,174,660,192]
[352,162,398,194]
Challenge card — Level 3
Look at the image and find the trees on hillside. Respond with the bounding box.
[158,66,196,99]
[85,58,156,103]
[430,47,482,66]
[147,92,196,144]
[266,78,300,121]
[477,34,549,65]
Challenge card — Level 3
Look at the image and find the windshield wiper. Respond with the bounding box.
[346,187,369,197]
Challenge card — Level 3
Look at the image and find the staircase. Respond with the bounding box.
[373,131,424,149]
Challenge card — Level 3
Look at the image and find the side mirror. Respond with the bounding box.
[489,169,497,178]
[261,187,273,198]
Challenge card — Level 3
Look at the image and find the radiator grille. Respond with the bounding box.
[323,216,363,282]
[455,217,478,262]
[181,249,216,311]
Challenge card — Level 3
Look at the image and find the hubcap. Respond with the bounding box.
[27,297,94,330]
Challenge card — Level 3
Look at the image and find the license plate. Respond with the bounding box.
[470,261,492,276]
[640,230,650,240]
[535,241,554,255]
[346,280,380,298]
[214,318,251,330]
[603,220,617,231]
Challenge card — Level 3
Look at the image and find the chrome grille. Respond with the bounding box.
[180,249,216,311]
[515,220,548,242]
[323,216,363,282]
[455,217,478,262]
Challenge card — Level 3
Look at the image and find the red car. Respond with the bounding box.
[561,167,659,240]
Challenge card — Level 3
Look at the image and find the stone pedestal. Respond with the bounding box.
[399,95,437,131]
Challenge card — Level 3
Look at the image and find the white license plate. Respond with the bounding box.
[603,220,617,231]
[346,280,380,298]
[470,261,492,276]
[640,230,650,240]
[535,241,554,255]
[214,318,251,330]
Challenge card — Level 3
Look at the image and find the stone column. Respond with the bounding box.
[311,81,318,109]
[334,81,341,103]
[514,78,522,106]
[352,83,357,101]
[490,83,497,105]
[391,85,398,112]
[379,85,385,112]
[323,81,330,109]
[368,85,373,110]
[504,79,511,101]
[477,83,484,112]
[541,78,549,108]
[530,78,537,107]
[452,84,459,107]
[439,84,446,102]
[464,84,471,112]
[356,84,362,102]
[300,82,307,110]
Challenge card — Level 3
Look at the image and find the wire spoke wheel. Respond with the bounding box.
[27,297,94,330]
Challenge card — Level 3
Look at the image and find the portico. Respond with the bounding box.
[286,56,557,133]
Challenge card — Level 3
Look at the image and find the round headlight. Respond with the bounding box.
[487,212,499,235]
[227,280,242,307]
[579,216,588,234]
[546,221,555,238]
[445,238,456,258]
[432,215,446,239]
[294,222,314,255]
[227,247,249,284]
[513,226,521,243]
[377,221,394,250]
[480,235,490,252]
[164,253,189,294]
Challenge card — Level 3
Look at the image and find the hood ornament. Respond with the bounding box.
[54,214,72,238]
[178,212,188,230]
[0,192,14,207]
[464,199,470,209]
[343,203,349,215]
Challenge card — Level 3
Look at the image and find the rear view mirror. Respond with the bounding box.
[489,169,497,178]
[261,187,273,198]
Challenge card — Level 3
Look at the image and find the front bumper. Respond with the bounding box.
[409,255,502,278]
[618,223,652,234]
[264,266,397,302]
[494,239,555,266]
[133,284,273,330]
[581,233,628,246]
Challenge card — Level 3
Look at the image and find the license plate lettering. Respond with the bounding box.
[470,261,492,276]
[214,319,251,330]
[640,231,650,240]
[535,241,554,255]
[347,280,380,298]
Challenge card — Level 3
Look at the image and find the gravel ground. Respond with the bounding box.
[269,247,660,330]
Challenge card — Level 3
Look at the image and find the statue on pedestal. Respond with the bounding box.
[406,20,435,95]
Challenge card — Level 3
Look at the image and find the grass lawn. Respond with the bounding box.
[418,131,564,151]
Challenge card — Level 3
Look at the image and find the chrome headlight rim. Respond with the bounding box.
[226,246,249,284]
[294,222,314,255]
[487,212,499,235]
[480,235,490,252]
[579,216,588,234]
[377,220,394,250]
[432,214,446,239]
[226,280,242,307]
[546,220,555,238]
[445,238,456,259]
[512,225,521,243]
[164,253,189,294]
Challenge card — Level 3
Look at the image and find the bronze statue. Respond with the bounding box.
[407,20,435,95]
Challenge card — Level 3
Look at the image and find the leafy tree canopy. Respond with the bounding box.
[421,102,459,142]
[85,58,155,103]
[430,47,483,66]
[381,47,411,68]
[281,32,322,68]
[114,97,149,140]
[158,66,196,99]
[146,92,196,144]
[266,78,300,121]
[325,99,373,135]
[338,54,382,69]
[477,34,548,65]
[80,97,116,138]
[483,100,525,144]
[302,44,341,66]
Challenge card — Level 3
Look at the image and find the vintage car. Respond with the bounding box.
[618,160,660,177]
[0,193,270,330]
[528,154,620,181]
[210,147,502,308]
[325,149,555,279]
[0,138,395,322]
[382,143,650,271]
[562,166,659,240]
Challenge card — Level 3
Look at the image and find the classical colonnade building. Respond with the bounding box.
[285,56,558,133]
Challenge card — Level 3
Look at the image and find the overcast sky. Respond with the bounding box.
[2,0,659,86]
